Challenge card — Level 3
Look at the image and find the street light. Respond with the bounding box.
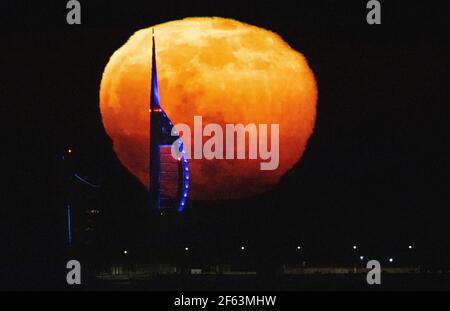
[353,245,357,250]
[389,258,394,263]
[360,256,364,260]
[123,250,128,254]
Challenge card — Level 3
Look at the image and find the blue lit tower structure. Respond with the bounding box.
[60,148,101,248]
[149,30,189,212]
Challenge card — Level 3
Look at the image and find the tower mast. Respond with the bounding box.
[148,29,189,213]
[149,28,161,211]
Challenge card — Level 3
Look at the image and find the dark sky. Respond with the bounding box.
[2,0,448,271]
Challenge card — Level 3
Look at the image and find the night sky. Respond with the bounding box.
[2,0,448,280]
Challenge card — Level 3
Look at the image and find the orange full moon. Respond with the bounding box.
[100,17,317,201]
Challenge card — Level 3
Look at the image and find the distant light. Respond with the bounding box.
[123,250,128,254]
[389,258,394,263]
[360,256,364,260]
[297,246,301,250]
[353,245,357,250]
[408,245,413,249]
[185,247,189,251]
[68,149,72,154]
[241,246,245,251]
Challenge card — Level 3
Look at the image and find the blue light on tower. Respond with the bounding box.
[67,204,72,247]
[178,140,189,212]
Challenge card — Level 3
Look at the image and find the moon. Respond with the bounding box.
[100,17,317,200]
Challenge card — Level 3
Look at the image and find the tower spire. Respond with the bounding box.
[149,29,161,211]
[150,28,159,110]
[148,29,190,213]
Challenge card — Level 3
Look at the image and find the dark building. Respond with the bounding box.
[59,148,102,250]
